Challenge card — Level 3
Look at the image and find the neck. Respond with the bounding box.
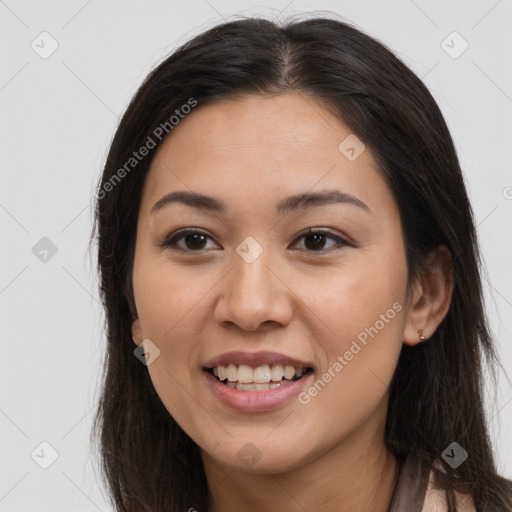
[203,420,399,512]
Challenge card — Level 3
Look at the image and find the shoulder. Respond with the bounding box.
[422,464,475,512]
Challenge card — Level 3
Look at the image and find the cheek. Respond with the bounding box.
[299,248,408,349]
[135,276,212,373]
[133,254,218,341]
[295,250,407,411]
[132,255,224,425]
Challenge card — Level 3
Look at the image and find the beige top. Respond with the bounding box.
[388,454,476,512]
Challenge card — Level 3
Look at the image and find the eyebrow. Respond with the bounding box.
[150,189,370,216]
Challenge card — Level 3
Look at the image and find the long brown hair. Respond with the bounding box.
[90,15,512,511]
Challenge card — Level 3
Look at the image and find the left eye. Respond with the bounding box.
[158,228,351,252]
[291,229,351,251]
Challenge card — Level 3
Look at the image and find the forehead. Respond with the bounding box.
[141,93,394,219]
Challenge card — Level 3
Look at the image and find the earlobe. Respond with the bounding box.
[403,245,454,347]
[131,315,143,346]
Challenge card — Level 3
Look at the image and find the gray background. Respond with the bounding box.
[1,0,511,510]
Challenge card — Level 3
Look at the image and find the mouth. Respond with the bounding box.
[204,363,314,392]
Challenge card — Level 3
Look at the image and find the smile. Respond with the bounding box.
[208,363,313,391]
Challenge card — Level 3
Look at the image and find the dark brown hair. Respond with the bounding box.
[90,14,512,511]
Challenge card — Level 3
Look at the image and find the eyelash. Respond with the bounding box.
[156,227,355,253]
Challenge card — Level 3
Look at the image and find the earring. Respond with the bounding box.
[418,329,426,342]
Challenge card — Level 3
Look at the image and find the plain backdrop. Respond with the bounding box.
[1,1,511,510]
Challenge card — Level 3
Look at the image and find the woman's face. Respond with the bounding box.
[131,92,413,474]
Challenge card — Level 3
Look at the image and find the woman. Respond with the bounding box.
[91,15,512,512]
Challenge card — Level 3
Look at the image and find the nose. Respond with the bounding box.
[214,247,294,332]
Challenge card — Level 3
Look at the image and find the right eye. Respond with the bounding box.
[157,228,220,252]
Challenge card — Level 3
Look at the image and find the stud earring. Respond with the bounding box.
[418,329,426,342]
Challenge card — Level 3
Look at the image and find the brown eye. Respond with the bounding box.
[291,229,353,252]
[157,227,353,253]
[158,229,219,252]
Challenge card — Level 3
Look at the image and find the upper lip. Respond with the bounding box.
[203,350,314,371]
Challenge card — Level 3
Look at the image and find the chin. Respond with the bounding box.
[200,436,312,474]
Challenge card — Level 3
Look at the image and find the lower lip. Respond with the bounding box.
[202,370,314,412]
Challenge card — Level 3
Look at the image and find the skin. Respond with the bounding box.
[131,92,453,512]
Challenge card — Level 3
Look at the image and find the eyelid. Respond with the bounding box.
[290,228,356,250]
[156,227,356,252]
[154,227,220,251]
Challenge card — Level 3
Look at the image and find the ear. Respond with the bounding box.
[131,315,144,346]
[403,245,454,346]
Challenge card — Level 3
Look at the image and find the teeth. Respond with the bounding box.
[236,382,257,391]
[270,364,284,381]
[237,364,253,383]
[226,363,238,382]
[253,364,271,383]
[229,380,294,391]
[217,365,227,381]
[283,365,295,380]
[211,363,309,385]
